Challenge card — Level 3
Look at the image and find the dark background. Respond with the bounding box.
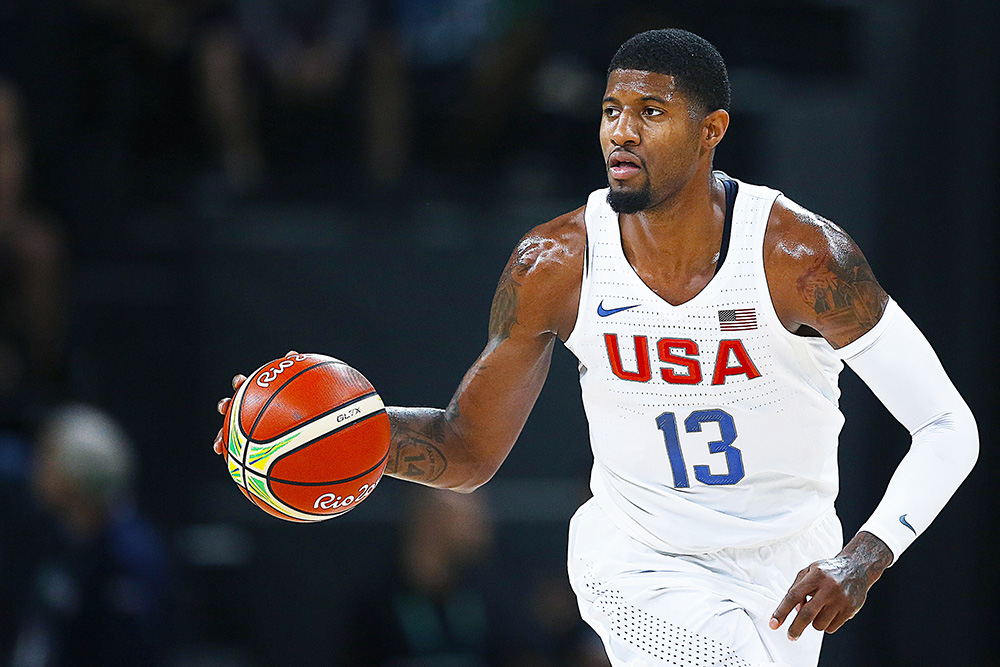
[0,0,997,665]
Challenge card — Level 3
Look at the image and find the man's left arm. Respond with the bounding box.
[764,197,979,640]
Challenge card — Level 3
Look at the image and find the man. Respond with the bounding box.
[215,29,977,666]
[17,404,175,666]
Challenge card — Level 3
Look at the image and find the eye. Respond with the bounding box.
[603,107,621,119]
[643,107,664,117]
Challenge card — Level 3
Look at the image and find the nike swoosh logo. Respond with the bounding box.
[899,514,916,535]
[597,300,641,317]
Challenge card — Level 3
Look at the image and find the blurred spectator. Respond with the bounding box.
[71,0,232,196]
[0,429,44,664]
[510,570,611,667]
[197,0,372,191]
[372,0,547,186]
[11,404,176,667]
[0,81,66,421]
[77,0,225,58]
[341,489,497,665]
[340,488,609,667]
[196,0,549,195]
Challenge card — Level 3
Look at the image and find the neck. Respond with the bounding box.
[619,168,725,264]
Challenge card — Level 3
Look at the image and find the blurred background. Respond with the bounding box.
[0,0,996,665]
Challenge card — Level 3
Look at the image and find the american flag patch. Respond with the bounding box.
[719,308,757,331]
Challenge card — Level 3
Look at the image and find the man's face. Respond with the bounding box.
[600,69,704,213]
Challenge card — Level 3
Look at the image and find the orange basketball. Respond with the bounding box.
[221,353,391,522]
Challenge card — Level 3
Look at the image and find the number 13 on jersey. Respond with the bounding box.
[655,409,744,487]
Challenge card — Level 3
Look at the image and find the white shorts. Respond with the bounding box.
[567,499,842,667]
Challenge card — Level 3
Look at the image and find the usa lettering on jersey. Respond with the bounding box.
[604,334,761,385]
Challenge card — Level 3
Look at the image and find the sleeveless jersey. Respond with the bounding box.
[564,176,846,554]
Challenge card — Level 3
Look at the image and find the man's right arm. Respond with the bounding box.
[215,211,586,493]
[381,215,585,492]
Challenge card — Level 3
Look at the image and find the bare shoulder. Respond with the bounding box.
[489,206,586,343]
[511,206,587,279]
[764,195,888,348]
[763,196,857,270]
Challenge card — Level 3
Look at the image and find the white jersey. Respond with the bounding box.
[564,177,846,554]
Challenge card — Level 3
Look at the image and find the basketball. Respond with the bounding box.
[221,353,391,522]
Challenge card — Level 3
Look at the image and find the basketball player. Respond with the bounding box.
[215,29,978,666]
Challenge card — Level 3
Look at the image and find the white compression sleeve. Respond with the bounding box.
[833,299,978,562]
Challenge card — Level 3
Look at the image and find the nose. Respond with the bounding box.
[610,110,640,147]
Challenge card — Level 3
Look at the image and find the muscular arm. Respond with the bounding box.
[383,211,585,492]
[765,196,977,638]
[764,195,889,347]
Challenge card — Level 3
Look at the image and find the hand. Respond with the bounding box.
[212,374,247,455]
[212,351,298,455]
[769,532,892,640]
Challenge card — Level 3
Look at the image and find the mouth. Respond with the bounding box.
[608,151,643,180]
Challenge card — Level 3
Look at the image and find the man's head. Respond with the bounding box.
[33,404,135,535]
[602,29,731,213]
[608,29,731,118]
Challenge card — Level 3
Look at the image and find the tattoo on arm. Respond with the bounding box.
[385,410,448,483]
[442,360,488,425]
[385,236,547,486]
[795,239,887,345]
[840,531,894,586]
[488,237,540,342]
[850,532,894,568]
[384,352,493,486]
[489,271,520,342]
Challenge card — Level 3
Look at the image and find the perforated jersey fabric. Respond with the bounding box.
[593,588,751,666]
[568,499,839,666]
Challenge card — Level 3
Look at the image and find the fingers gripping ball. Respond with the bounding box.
[222,354,391,522]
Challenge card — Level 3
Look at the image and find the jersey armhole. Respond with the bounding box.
[563,200,596,350]
[749,187,810,344]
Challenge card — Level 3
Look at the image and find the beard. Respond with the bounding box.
[607,182,652,214]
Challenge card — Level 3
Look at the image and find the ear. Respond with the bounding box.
[702,109,730,150]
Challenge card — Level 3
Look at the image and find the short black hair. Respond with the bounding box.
[608,29,731,114]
